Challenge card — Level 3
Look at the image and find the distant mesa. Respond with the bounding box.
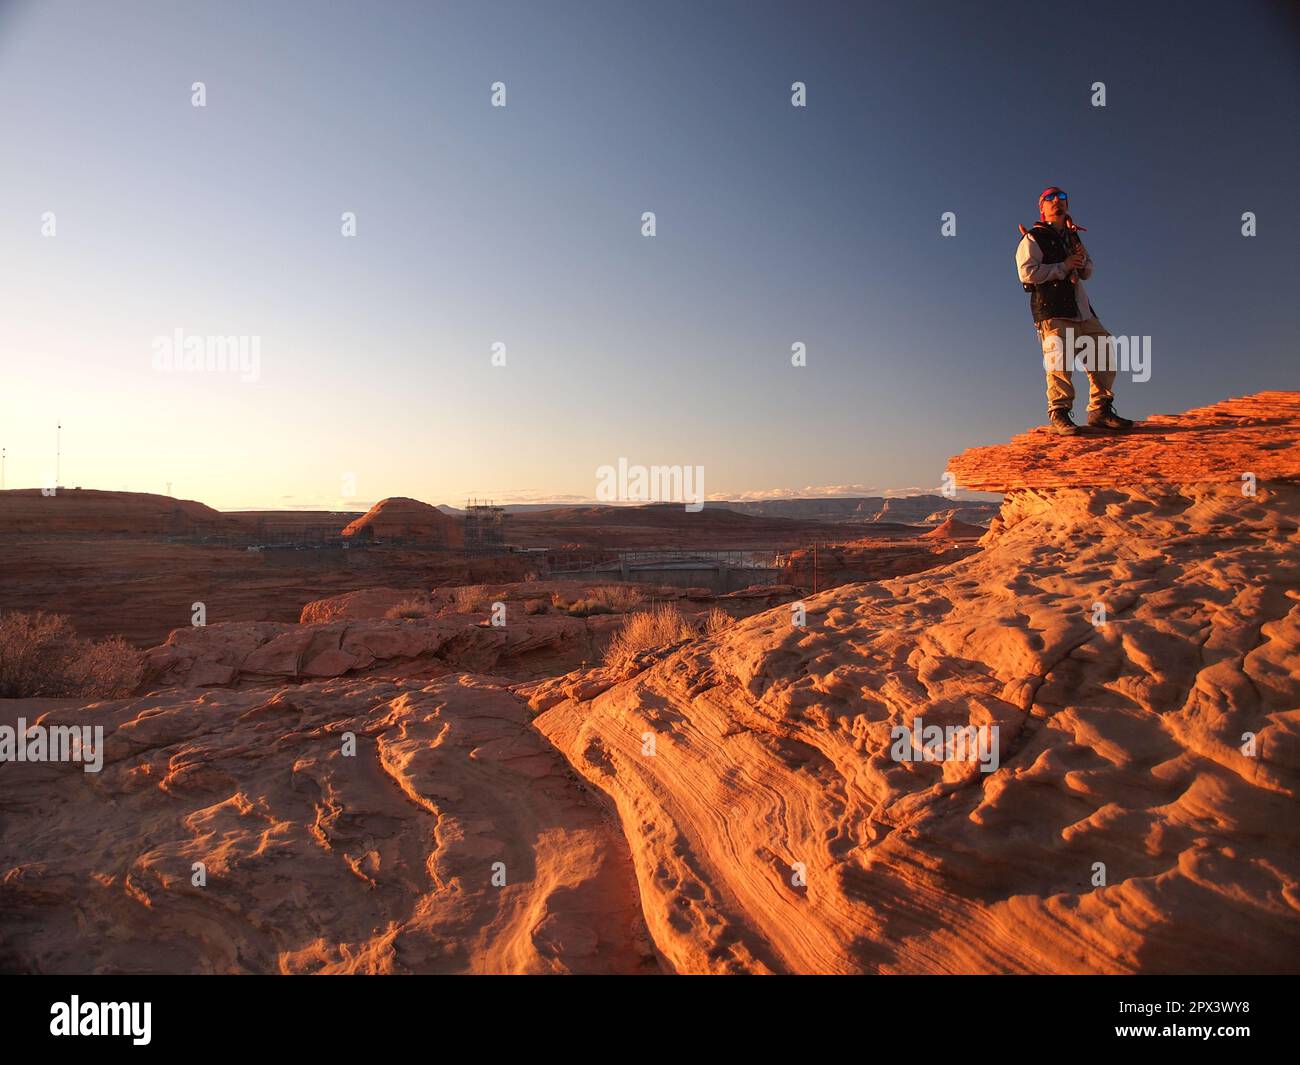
[923,505,998,525]
[920,515,986,540]
[342,496,465,548]
[0,487,241,536]
[713,495,998,525]
[528,503,765,527]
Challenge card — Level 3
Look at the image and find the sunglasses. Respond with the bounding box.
[1041,191,1068,202]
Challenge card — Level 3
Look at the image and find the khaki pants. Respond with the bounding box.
[1037,316,1116,413]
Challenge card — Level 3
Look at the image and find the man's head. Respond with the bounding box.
[1038,186,1069,225]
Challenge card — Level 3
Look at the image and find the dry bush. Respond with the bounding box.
[548,591,584,614]
[555,584,645,617]
[385,597,434,620]
[68,636,146,698]
[587,585,644,611]
[603,604,697,667]
[452,584,489,613]
[565,600,614,617]
[701,606,732,635]
[0,610,144,699]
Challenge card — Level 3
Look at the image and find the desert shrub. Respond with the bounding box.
[67,635,146,698]
[452,584,489,613]
[0,611,72,697]
[565,599,616,617]
[0,610,144,699]
[385,597,434,620]
[701,606,732,635]
[553,584,644,617]
[549,591,581,613]
[603,604,697,667]
[586,585,644,611]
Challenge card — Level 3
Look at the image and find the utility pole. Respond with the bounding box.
[1,447,5,490]
[56,423,61,489]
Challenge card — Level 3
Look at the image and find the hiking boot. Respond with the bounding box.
[1087,403,1135,431]
[1048,409,1079,436]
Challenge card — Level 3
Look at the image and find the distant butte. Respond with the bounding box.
[342,496,465,548]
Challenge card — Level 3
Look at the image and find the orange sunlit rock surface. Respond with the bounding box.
[2,392,1295,973]
[533,391,1300,973]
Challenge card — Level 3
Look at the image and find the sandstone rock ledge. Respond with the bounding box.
[533,392,1300,973]
[0,678,657,973]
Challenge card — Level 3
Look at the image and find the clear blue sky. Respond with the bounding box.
[1,0,1295,508]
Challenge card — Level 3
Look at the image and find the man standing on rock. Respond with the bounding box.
[1016,186,1135,436]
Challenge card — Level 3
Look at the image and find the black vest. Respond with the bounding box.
[1022,222,1083,322]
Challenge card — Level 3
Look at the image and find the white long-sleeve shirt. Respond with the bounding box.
[1016,226,1094,321]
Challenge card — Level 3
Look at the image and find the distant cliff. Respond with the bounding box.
[709,495,998,525]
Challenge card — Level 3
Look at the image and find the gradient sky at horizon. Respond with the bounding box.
[1,0,1296,510]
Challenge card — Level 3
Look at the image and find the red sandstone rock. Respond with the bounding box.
[921,516,986,539]
[948,390,1300,492]
[342,497,465,548]
[0,678,657,973]
[299,587,415,624]
[143,613,606,688]
[533,391,1300,973]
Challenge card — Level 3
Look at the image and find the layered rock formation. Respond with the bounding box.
[342,497,465,548]
[533,392,1300,973]
[0,680,657,973]
[143,614,614,687]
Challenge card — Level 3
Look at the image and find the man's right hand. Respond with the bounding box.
[1064,248,1086,272]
